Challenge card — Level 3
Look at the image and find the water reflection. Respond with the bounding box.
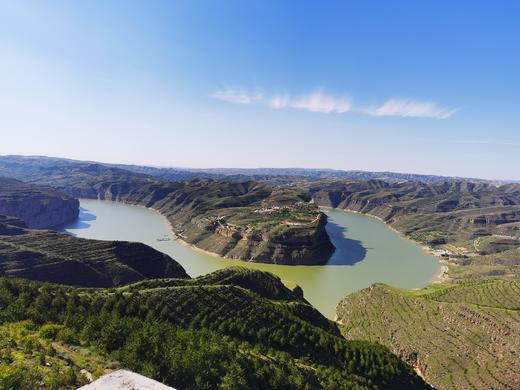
[78,207,97,222]
[325,219,367,265]
[57,207,97,232]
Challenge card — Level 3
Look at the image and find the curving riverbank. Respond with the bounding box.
[61,199,440,319]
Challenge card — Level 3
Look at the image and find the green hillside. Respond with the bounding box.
[0,320,119,388]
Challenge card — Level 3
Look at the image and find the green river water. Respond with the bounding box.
[60,199,440,319]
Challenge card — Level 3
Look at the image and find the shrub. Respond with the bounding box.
[39,323,65,340]
[57,327,79,345]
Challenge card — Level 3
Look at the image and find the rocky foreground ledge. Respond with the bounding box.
[79,370,175,390]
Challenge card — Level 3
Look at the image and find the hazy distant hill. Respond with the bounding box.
[107,164,493,184]
[183,167,490,184]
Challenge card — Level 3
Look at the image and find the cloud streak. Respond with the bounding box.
[211,87,457,119]
[360,98,459,119]
[211,87,263,104]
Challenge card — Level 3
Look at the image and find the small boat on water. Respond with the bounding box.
[156,235,171,242]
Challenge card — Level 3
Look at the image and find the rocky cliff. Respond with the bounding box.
[0,177,79,228]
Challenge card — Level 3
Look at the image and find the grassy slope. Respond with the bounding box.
[0,320,119,389]
[337,280,520,390]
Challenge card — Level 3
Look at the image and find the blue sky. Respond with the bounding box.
[0,1,519,179]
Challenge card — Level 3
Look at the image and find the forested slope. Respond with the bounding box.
[0,268,429,389]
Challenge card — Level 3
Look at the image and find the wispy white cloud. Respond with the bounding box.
[211,88,457,119]
[360,98,459,119]
[211,87,263,104]
[269,91,352,113]
[268,93,290,109]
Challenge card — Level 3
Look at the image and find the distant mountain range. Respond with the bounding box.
[106,164,499,184]
[2,154,516,184]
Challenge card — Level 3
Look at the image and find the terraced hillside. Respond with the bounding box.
[0,267,429,389]
[337,280,520,389]
[448,247,520,280]
[0,156,334,265]
[0,177,78,228]
[0,216,188,286]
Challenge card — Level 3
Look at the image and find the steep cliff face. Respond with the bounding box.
[0,177,79,228]
[210,211,334,265]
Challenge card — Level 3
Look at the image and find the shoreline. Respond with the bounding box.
[118,200,235,260]
[161,215,232,259]
[94,198,255,265]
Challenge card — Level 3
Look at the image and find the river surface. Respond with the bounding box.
[60,199,439,319]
